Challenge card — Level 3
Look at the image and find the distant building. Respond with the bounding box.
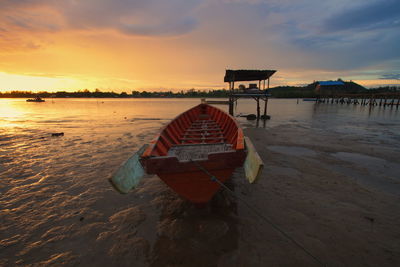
[305,79,365,95]
[315,80,345,95]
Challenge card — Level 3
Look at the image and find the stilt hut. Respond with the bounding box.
[224,69,276,118]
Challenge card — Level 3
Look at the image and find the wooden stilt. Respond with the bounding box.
[263,97,268,117]
[228,81,234,115]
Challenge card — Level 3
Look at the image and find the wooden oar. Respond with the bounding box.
[109,144,149,194]
[244,136,264,183]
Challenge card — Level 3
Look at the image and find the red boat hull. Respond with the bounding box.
[141,104,246,204]
[159,169,234,204]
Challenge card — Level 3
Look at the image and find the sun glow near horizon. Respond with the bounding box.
[0,72,88,92]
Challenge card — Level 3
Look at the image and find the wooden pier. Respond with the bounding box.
[316,93,400,108]
[224,69,276,119]
[201,99,230,105]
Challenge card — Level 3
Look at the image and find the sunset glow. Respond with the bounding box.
[0,0,399,92]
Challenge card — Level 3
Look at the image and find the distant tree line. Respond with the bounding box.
[1,83,399,99]
[0,88,230,98]
[268,86,317,98]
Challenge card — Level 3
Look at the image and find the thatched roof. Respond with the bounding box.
[224,69,276,82]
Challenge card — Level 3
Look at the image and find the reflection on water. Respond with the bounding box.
[1,98,400,265]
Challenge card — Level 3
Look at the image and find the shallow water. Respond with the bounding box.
[1,98,400,266]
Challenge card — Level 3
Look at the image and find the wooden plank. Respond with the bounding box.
[181,137,225,141]
[186,128,221,132]
[244,137,264,183]
[168,143,233,161]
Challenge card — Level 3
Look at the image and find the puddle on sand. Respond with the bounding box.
[324,152,400,195]
[332,152,400,182]
[267,145,317,157]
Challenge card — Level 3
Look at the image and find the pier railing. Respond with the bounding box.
[316,92,400,108]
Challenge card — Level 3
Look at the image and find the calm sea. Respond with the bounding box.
[1,98,399,265]
[2,98,400,140]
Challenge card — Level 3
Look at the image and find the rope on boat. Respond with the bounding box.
[190,160,328,267]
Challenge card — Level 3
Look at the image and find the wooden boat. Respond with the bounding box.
[110,103,264,205]
[140,103,246,204]
[26,96,45,102]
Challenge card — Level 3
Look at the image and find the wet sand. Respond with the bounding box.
[237,124,400,266]
[1,123,400,266]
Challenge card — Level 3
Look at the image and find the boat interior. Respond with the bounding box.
[142,104,244,159]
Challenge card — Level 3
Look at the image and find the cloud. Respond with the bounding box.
[0,0,399,87]
[0,0,200,36]
[322,0,400,33]
[380,74,400,80]
[248,0,400,70]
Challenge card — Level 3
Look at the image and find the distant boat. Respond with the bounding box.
[302,98,317,101]
[110,104,264,204]
[26,96,45,102]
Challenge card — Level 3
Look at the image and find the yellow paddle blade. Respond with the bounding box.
[244,136,264,183]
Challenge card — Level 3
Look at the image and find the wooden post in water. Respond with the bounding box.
[263,97,268,117]
[229,98,233,115]
[390,97,395,107]
[263,78,269,118]
[228,81,234,115]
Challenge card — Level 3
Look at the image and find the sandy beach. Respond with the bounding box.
[1,99,400,266]
[237,124,400,266]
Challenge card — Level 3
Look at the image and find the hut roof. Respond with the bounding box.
[224,69,276,82]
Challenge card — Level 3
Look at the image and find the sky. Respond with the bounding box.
[0,0,399,92]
